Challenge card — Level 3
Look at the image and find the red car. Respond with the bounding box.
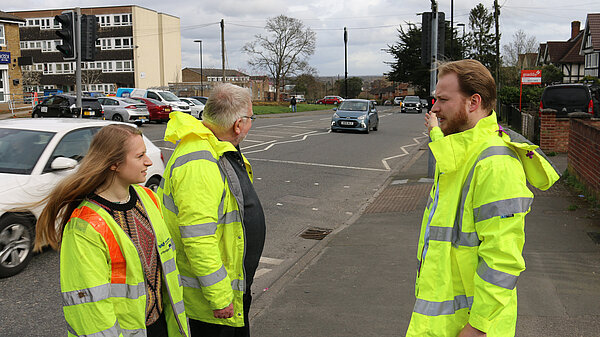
[130,97,172,122]
[317,96,344,105]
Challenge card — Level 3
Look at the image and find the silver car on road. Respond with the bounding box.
[97,97,150,125]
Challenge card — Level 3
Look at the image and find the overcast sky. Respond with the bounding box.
[4,0,597,77]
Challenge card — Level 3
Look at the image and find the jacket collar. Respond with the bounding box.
[164,111,237,156]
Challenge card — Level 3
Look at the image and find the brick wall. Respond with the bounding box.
[539,109,570,152]
[568,119,600,199]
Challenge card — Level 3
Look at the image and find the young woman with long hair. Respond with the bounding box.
[35,124,189,337]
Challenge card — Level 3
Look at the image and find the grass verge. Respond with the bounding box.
[253,103,334,115]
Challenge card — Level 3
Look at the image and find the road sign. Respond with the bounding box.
[521,69,542,85]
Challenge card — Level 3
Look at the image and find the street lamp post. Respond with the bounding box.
[456,23,465,58]
[193,39,203,96]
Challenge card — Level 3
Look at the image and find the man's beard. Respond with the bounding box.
[441,108,469,136]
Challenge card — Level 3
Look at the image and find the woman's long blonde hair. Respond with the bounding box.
[34,124,142,252]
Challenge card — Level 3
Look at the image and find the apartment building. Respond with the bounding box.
[0,11,25,102]
[9,5,181,94]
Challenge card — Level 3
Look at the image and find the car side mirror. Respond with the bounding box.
[332,108,337,111]
[50,157,78,171]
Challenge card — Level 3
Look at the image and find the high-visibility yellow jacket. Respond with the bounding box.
[157,111,252,327]
[407,112,560,336]
[61,185,189,337]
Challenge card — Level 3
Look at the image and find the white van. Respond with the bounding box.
[123,88,191,114]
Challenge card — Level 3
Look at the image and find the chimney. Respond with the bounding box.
[571,21,581,40]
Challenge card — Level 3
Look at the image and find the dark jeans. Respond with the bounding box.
[190,293,252,337]
[147,310,168,337]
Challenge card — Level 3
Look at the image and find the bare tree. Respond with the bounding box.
[502,29,537,67]
[81,70,103,88]
[243,15,316,101]
[21,70,41,88]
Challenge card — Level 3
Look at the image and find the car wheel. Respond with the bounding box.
[0,214,35,278]
[318,101,323,104]
[112,114,123,122]
[145,176,162,193]
[32,112,41,118]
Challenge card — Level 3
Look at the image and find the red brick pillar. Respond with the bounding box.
[539,108,557,152]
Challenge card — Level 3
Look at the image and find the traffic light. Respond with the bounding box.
[80,15,97,61]
[421,12,446,66]
[55,12,76,60]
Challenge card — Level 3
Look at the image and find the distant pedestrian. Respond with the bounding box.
[406,59,560,337]
[34,124,189,337]
[158,83,266,337]
[290,96,297,112]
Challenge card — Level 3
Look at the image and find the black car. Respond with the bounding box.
[32,94,104,119]
[540,84,600,117]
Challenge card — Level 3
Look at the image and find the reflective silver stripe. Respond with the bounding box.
[477,258,519,290]
[231,279,245,292]
[67,320,119,337]
[173,299,185,315]
[180,222,217,238]
[474,197,533,223]
[219,210,240,225]
[426,194,433,210]
[453,146,519,248]
[110,282,146,299]
[170,150,216,177]
[162,193,179,215]
[62,282,145,306]
[413,295,473,316]
[159,176,165,190]
[428,226,452,242]
[218,187,226,220]
[63,283,110,306]
[120,328,146,337]
[180,275,201,288]
[162,257,177,275]
[199,265,228,287]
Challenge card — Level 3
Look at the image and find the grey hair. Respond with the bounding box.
[203,83,252,129]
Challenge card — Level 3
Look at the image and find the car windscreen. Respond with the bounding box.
[403,97,420,103]
[157,91,181,102]
[122,98,145,104]
[544,87,589,106]
[0,128,55,174]
[338,101,368,111]
[188,98,203,106]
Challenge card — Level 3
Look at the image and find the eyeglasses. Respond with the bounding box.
[240,114,256,121]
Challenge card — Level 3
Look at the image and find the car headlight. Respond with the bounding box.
[357,115,366,120]
[333,113,340,118]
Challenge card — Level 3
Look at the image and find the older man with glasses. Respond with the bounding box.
[158,83,265,337]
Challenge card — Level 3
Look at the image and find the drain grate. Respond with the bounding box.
[300,227,333,240]
[587,232,600,245]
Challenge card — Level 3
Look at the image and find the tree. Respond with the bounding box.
[334,77,363,98]
[502,29,537,67]
[21,70,41,89]
[541,64,563,85]
[243,15,316,102]
[292,74,322,100]
[466,3,498,71]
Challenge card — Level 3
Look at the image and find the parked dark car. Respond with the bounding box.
[330,99,379,133]
[540,84,600,117]
[191,96,208,105]
[130,97,172,123]
[401,96,422,113]
[32,94,103,119]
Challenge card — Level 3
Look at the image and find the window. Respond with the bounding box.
[0,24,4,46]
[34,19,40,26]
[40,18,52,30]
[27,19,34,26]
[45,128,96,172]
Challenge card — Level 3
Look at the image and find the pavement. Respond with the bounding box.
[250,145,600,336]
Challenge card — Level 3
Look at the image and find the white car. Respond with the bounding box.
[179,97,204,119]
[0,118,165,278]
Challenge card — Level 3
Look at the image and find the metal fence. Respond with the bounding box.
[498,103,540,145]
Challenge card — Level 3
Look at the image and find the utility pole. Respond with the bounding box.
[344,27,348,98]
[221,19,226,83]
[428,0,438,178]
[75,7,82,118]
[494,0,500,111]
[450,0,454,59]
[194,40,203,96]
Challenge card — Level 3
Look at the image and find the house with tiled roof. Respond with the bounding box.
[580,13,600,78]
[538,21,585,83]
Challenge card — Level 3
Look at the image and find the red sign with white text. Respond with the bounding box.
[521,69,542,85]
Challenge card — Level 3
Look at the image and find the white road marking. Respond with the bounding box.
[242,139,264,143]
[292,131,318,138]
[381,134,429,170]
[314,183,319,186]
[254,268,272,278]
[254,124,284,129]
[312,208,318,211]
[319,117,331,120]
[292,119,313,124]
[241,140,277,150]
[276,202,283,206]
[260,257,284,265]
[391,179,408,185]
[247,157,389,172]
[246,134,285,139]
[418,178,435,183]
[243,131,331,154]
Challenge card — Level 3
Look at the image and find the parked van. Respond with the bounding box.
[540,84,600,117]
[117,88,191,114]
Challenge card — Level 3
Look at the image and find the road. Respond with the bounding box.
[0,106,430,336]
